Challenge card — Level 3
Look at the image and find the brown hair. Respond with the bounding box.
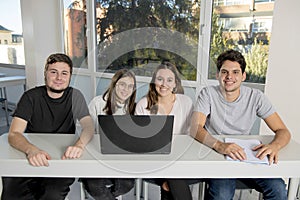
[217,49,246,73]
[44,53,73,74]
[103,69,136,115]
[146,62,184,114]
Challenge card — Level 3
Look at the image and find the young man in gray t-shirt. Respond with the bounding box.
[191,49,291,200]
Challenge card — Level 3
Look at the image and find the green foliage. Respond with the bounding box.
[209,12,234,79]
[96,0,199,80]
[243,40,268,83]
[209,11,269,83]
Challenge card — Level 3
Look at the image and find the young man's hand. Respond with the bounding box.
[253,143,280,165]
[213,141,247,160]
[27,149,51,167]
[62,145,84,160]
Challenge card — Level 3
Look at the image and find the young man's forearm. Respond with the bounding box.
[191,124,218,149]
[75,116,95,148]
[271,129,291,150]
[8,132,39,155]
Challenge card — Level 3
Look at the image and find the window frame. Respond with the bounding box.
[68,0,266,99]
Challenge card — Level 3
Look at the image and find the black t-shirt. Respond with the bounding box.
[13,86,89,134]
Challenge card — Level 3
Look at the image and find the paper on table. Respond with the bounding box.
[225,138,269,165]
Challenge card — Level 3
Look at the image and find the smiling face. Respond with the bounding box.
[115,76,135,103]
[45,62,71,97]
[217,60,246,95]
[154,69,176,98]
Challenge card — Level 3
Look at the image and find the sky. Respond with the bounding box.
[0,0,23,34]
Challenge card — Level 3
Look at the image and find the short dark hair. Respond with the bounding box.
[44,53,73,74]
[217,49,246,73]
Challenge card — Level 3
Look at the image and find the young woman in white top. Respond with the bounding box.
[135,62,193,200]
[82,69,136,200]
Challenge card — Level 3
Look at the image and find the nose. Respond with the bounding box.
[56,72,63,80]
[226,72,232,79]
[161,80,167,86]
[123,86,130,91]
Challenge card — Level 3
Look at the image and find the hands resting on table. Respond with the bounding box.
[213,140,281,165]
[26,145,84,167]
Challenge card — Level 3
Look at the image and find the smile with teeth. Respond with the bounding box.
[159,87,170,91]
[225,80,235,85]
[120,92,129,97]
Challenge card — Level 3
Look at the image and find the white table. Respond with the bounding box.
[0,75,26,99]
[0,133,299,199]
[0,75,26,88]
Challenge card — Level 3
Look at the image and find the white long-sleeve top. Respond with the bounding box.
[135,94,193,135]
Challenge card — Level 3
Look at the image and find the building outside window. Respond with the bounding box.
[63,0,88,69]
[209,0,274,83]
[0,0,25,65]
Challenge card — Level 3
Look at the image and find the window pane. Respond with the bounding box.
[95,0,200,81]
[0,0,25,65]
[209,0,274,83]
[63,0,88,68]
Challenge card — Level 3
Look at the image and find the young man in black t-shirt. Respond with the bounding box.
[1,53,94,200]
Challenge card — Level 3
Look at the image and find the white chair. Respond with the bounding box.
[296,180,300,199]
[235,180,263,200]
[0,177,2,198]
[138,179,205,200]
[0,97,9,126]
[65,178,85,200]
[135,178,143,200]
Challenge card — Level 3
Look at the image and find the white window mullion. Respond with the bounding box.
[86,0,97,98]
[197,0,214,96]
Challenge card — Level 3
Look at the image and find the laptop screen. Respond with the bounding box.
[98,115,174,154]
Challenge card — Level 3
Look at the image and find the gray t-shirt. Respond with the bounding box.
[194,85,275,135]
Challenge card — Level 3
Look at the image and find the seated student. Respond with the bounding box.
[135,62,194,200]
[81,69,136,200]
[191,49,291,200]
[1,53,94,200]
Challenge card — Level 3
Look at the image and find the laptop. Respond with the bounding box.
[98,115,174,154]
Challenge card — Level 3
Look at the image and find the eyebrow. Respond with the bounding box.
[48,68,70,73]
[220,69,241,72]
[156,75,174,79]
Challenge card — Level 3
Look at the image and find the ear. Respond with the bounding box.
[216,71,220,79]
[44,71,47,82]
[242,72,246,81]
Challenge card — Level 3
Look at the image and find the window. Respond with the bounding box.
[63,0,274,85]
[0,0,25,65]
[63,0,88,69]
[208,0,275,83]
[94,0,200,81]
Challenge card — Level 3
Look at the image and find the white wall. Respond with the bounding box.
[260,0,300,143]
[21,0,63,89]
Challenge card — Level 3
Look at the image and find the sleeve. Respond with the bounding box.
[187,96,194,122]
[88,96,99,126]
[13,91,33,122]
[72,89,90,121]
[135,97,148,115]
[183,95,194,134]
[194,87,211,116]
[256,91,276,119]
